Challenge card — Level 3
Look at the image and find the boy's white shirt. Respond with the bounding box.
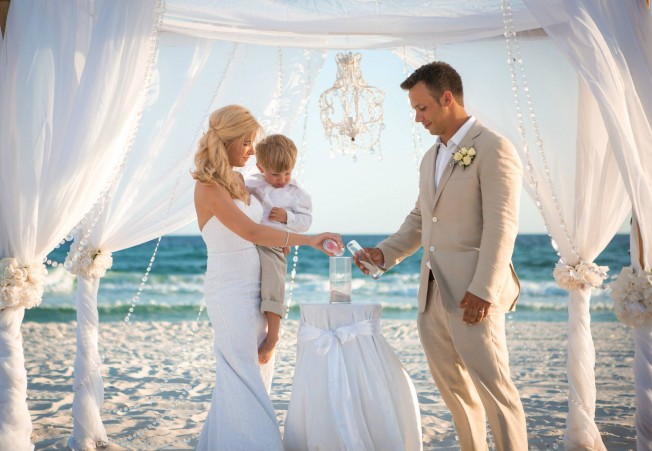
[245,173,313,233]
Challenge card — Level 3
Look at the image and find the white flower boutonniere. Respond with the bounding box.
[452,146,476,168]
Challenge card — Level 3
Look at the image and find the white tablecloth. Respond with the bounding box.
[284,303,422,451]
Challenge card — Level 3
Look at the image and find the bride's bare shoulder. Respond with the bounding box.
[195,181,228,202]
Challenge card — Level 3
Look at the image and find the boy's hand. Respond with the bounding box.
[268,207,288,224]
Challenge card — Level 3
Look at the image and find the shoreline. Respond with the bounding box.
[24,320,636,449]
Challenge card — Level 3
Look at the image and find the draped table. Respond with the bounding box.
[284,303,422,451]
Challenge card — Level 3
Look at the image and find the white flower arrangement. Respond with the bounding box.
[553,259,609,291]
[0,257,48,309]
[65,242,113,278]
[452,146,476,168]
[610,266,652,327]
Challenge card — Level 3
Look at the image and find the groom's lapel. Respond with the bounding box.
[431,122,483,210]
[427,144,440,205]
[432,154,453,208]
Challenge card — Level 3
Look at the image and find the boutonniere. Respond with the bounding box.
[452,146,476,168]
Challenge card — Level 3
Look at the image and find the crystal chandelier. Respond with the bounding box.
[319,52,385,161]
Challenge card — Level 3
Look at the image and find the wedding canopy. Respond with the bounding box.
[1,1,651,450]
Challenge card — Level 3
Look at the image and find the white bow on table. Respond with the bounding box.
[297,319,381,450]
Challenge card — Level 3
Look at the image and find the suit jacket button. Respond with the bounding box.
[432,216,438,222]
[429,246,435,252]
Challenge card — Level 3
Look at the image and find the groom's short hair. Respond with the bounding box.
[400,61,464,106]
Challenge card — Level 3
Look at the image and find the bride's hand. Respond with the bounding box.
[312,233,344,256]
[258,335,278,364]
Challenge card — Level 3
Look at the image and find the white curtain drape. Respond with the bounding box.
[67,40,326,446]
[0,1,162,449]
[161,0,540,49]
[523,1,652,448]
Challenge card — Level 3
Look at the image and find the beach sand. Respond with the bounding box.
[24,319,637,450]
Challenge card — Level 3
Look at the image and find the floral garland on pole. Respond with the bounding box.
[0,257,48,309]
[553,259,609,291]
[64,242,113,278]
[610,266,652,326]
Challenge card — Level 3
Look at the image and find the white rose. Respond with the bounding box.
[453,152,463,161]
[459,147,468,156]
[91,252,113,278]
[467,147,476,156]
[462,155,472,165]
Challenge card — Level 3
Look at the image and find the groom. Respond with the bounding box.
[355,61,527,450]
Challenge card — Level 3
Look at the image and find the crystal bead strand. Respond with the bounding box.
[501,0,580,263]
[285,50,316,317]
[502,5,575,447]
[273,47,284,132]
[401,47,425,179]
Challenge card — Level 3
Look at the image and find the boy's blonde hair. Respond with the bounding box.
[255,134,297,172]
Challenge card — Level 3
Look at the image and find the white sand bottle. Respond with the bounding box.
[347,240,385,279]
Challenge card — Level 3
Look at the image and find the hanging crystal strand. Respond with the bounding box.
[287,49,321,323]
[501,0,580,264]
[273,47,284,132]
[401,46,424,179]
[503,3,603,449]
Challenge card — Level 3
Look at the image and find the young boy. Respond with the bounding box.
[246,134,312,321]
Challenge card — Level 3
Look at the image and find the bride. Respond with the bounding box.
[192,105,341,450]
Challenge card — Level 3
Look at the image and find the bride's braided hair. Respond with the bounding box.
[191,105,262,201]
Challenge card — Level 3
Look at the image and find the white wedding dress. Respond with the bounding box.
[197,197,283,451]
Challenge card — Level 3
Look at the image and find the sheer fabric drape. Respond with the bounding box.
[523,1,652,448]
[161,0,539,49]
[0,1,162,448]
[68,41,326,447]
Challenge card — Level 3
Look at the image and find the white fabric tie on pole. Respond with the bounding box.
[70,276,108,450]
[0,308,32,451]
[0,1,165,448]
[634,321,652,451]
[297,319,380,451]
[565,288,605,451]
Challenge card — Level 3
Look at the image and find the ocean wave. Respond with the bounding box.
[29,298,617,316]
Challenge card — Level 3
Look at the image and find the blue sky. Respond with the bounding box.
[175,48,628,236]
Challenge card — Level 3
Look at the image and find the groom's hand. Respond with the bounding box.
[353,247,385,274]
[459,291,491,325]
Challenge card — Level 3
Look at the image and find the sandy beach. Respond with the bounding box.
[24,319,636,450]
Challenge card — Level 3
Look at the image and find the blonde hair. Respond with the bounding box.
[255,134,297,173]
[191,105,262,201]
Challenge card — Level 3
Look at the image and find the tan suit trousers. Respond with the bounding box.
[418,278,527,451]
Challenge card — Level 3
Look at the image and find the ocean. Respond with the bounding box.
[32,234,631,323]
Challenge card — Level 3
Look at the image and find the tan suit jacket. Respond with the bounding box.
[378,121,522,314]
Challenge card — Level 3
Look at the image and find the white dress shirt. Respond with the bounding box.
[246,173,313,233]
[434,116,476,190]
